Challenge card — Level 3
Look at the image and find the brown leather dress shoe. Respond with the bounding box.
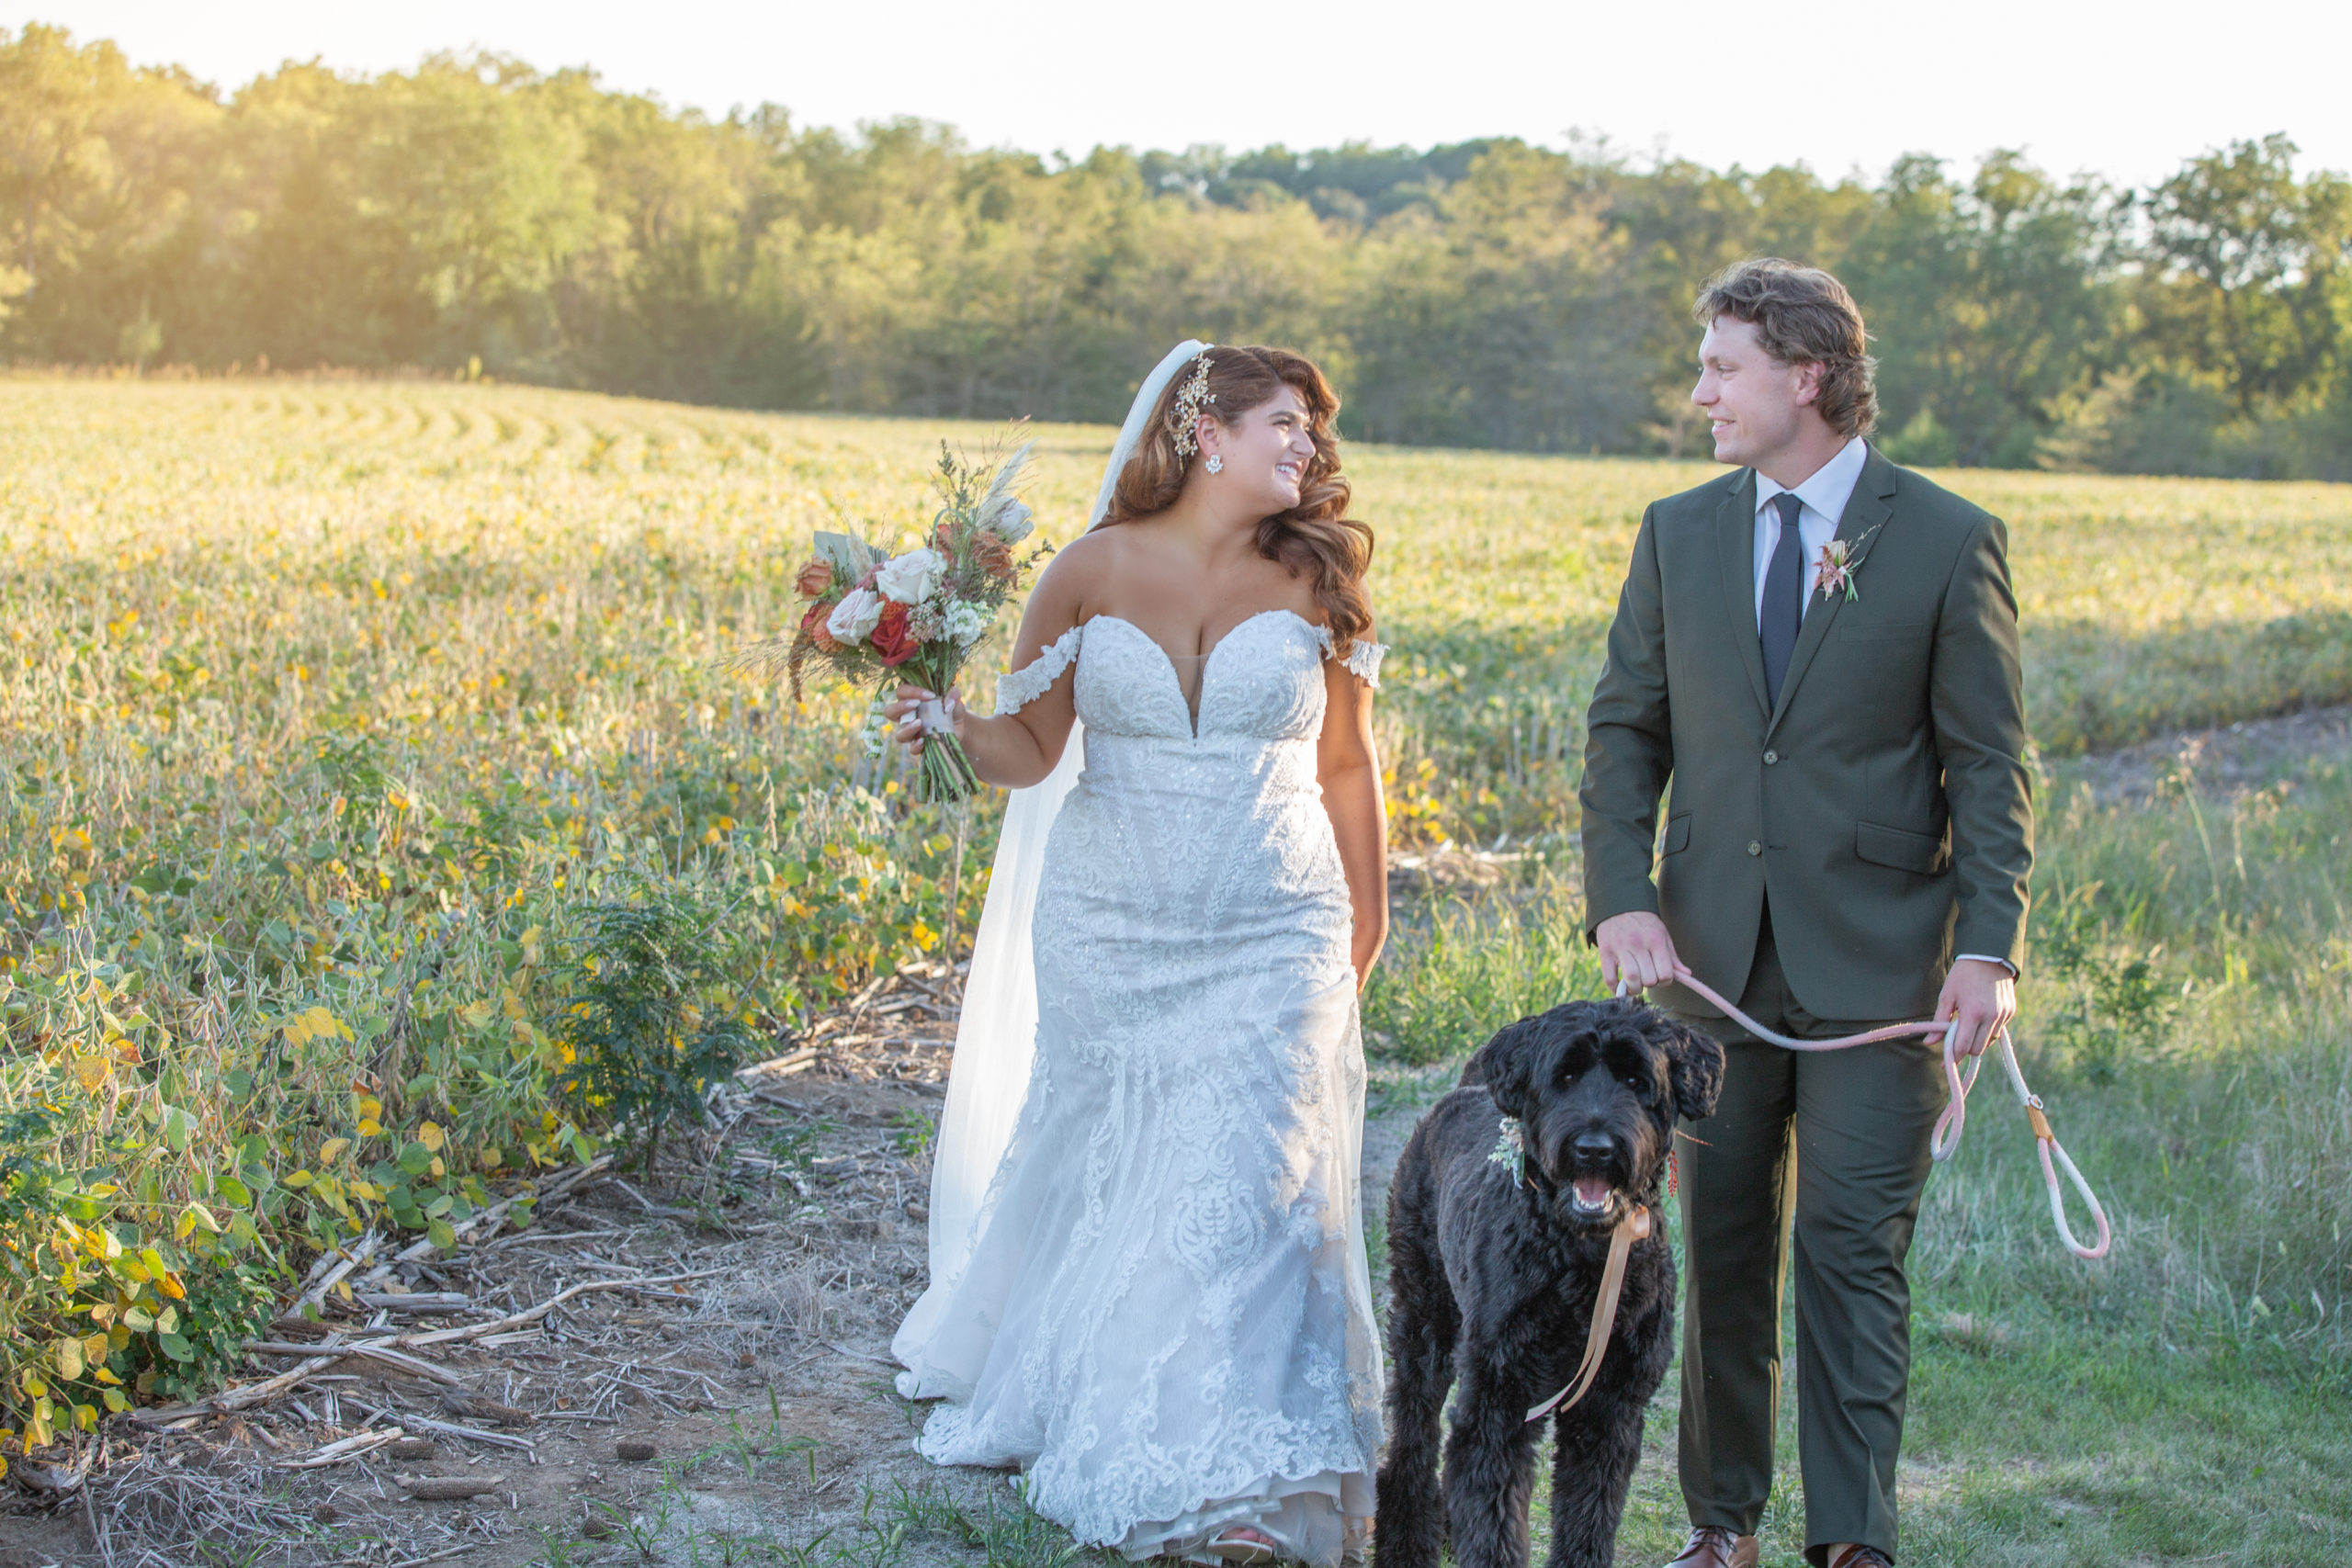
[1824,1547,1893,1568]
[1666,1527,1760,1568]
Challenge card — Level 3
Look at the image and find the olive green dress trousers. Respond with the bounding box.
[1674,902,1947,1566]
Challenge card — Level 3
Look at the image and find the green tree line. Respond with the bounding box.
[5,25,2348,477]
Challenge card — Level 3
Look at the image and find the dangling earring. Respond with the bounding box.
[1204,455,1224,474]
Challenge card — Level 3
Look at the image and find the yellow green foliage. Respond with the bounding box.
[2,378,2348,1438]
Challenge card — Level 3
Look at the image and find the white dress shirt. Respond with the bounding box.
[1748,438,2012,977]
[1751,435,1869,627]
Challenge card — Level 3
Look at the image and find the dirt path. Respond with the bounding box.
[0,969,1453,1568]
[2058,702,2352,801]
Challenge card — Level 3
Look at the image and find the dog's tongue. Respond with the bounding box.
[1572,1177,1611,1208]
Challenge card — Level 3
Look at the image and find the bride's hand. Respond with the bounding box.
[884,683,964,756]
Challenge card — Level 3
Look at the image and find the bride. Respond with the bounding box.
[885,342,1390,1567]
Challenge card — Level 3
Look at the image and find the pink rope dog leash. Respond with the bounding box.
[1620,973,2111,1260]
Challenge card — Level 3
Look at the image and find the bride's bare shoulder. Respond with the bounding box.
[1033,525,1141,605]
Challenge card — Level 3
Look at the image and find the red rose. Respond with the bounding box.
[800,599,842,653]
[870,601,923,667]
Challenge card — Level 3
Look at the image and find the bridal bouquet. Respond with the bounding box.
[735,440,1042,801]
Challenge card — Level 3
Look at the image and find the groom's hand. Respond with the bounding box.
[1596,911,1682,992]
[1936,957,2017,1059]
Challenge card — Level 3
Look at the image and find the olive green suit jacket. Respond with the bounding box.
[1579,444,2033,1022]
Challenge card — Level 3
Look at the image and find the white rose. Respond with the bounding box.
[826,586,884,643]
[981,498,1034,544]
[875,547,947,606]
[944,601,990,647]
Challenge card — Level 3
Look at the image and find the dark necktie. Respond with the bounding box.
[1760,491,1804,710]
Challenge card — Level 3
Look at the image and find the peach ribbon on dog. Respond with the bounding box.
[1524,1204,1653,1424]
[1618,976,2110,1261]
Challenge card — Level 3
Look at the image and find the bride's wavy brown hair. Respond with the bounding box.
[1101,345,1375,644]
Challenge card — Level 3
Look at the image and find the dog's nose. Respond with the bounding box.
[1572,1132,1615,1165]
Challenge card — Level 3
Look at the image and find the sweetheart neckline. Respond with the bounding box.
[1085,610,1322,739]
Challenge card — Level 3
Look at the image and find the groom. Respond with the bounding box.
[1578,260,2032,1568]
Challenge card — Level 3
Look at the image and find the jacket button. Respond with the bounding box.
[1747,840,1762,856]
[1763,750,1779,765]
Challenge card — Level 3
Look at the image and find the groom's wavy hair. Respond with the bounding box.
[1102,345,1376,644]
[1694,259,1879,438]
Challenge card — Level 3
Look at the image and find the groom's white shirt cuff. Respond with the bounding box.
[1955,953,2017,976]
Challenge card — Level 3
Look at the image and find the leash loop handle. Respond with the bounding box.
[2040,1133,2112,1259]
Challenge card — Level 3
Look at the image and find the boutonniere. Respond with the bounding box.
[1488,1116,1529,1189]
[1813,524,1883,603]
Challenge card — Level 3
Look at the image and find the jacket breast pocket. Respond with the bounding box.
[1855,819,1949,875]
[1659,814,1690,855]
[1838,619,1931,644]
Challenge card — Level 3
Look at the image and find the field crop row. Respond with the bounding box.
[3,379,2348,1449]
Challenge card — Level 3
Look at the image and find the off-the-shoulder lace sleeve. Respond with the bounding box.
[1312,626,1388,689]
[993,624,1084,715]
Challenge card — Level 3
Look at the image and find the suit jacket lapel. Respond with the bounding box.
[1765,445,1898,739]
[1715,471,1770,722]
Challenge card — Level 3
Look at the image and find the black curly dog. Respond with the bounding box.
[1376,998,1724,1568]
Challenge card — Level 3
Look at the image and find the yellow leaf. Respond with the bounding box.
[319,1138,350,1164]
[520,925,542,964]
[101,1390,130,1414]
[156,1272,185,1301]
[71,1053,110,1091]
[357,1094,383,1119]
[429,1156,445,1179]
[357,1118,381,1137]
[175,1209,197,1240]
[458,1000,493,1028]
[155,1305,178,1337]
[84,1332,108,1366]
[87,1303,115,1326]
[334,1279,354,1303]
[418,1122,445,1154]
[55,1338,83,1381]
[94,1368,121,1387]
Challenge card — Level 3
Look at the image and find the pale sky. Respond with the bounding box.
[11,0,2348,190]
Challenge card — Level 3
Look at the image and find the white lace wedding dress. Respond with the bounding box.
[892,609,1386,1566]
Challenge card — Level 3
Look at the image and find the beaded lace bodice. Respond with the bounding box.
[993,610,1385,734]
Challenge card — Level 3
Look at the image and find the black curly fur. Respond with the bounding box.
[1376,998,1724,1568]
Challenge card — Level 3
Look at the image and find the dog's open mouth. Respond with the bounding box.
[1568,1176,1614,1215]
